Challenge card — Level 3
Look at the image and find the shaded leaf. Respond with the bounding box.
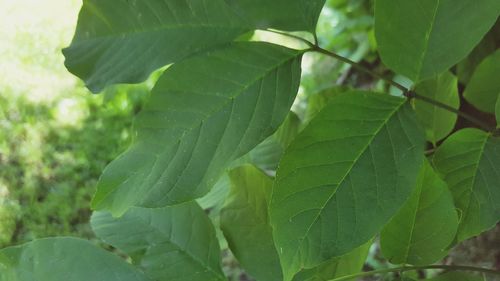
[463,50,500,113]
[425,271,484,281]
[433,128,500,241]
[220,165,282,281]
[375,0,500,82]
[91,42,302,215]
[270,91,425,280]
[414,72,460,143]
[224,0,326,32]
[496,95,500,126]
[64,0,249,92]
[291,241,371,281]
[380,160,459,265]
[91,202,225,281]
[0,238,151,281]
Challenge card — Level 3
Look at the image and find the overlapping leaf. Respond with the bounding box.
[433,128,500,242]
[270,91,425,280]
[220,165,282,281]
[291,241,371,281]
[224,0,326,32]
[63,0,250,92]
[91,202,225,281]
[414,72,459,143]
[375,0,500,82]
[463,50,500,113]
[0,238,151,281]
[91,42,302,215]
[380,160,458,265]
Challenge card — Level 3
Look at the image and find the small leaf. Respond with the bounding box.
[224,0,326,32]
[91,42,302,215]
[291,241,371,281]
[414,72,460,143]
[64,0,249,92]
[463,50,500,113]
[0,238,151,281]
[91,202,225,281]
[380,160,459,265]
[433,128,500,242]
[375,0,500,82]
[425,271,484,281]
[270,91,425,280]
[220,165,282,281]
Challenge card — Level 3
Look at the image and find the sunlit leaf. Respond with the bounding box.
[270,91,425,280]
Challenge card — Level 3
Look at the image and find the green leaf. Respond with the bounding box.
[91,42,302,215]
[414,72,460,143]
[220,165,282,281]
[425,271,484,281]
[224,0,326,32]
[270,91,425,280]
[248,112,301,171]
[91,202,225,281]
[0,238,151,281]
[63,0,249,93]
[380,160,459,265]
[433,128,500,242]
[375,0,500,82]
[291,241,371,281]
[463,50,500,113]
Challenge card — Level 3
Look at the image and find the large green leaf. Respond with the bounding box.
[91,202,225,281]
[220,165,282,281]
[414,72,459,144]
[463,50,500,113]
[224,0,326,32]
[91,42,302,215]
[63,0,249,93]
[380,160,458,265]
[0,238,151,281]
[375,0,500,82]
[270,91,425,280]
[433,128,500,242]
[291,241,371,281]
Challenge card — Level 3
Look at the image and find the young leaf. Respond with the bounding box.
[63,0,249,93]
[463,50,500,113]
[291,241,371,281]
[224,0,326,32]
[91,42,302,215]
[91,202,225,281]
[425,271,484,281]
[270,91,425,280]
[414,72,460,144]
[380,160,459,265]
[375,0,500,82]
[433,128,500,242]
[0,238,151,281]
[220,165,282,281]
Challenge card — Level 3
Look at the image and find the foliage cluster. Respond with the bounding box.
[1,1,499,281]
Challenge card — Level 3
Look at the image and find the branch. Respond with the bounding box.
[328,264,500,281]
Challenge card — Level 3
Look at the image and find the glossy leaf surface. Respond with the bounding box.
[0,238,151,281]
[381,161,458,265]
[92,42,302,215]
[375,0,500,81]
[434,128,500,242]
[270,91,425,280]
[91,202,225,281]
